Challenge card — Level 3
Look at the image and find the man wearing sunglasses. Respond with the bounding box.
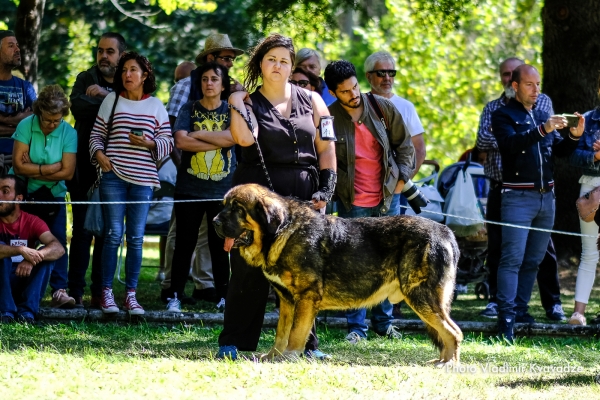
[365,51,426,216]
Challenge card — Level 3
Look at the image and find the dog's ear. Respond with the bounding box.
[259,195,288,235]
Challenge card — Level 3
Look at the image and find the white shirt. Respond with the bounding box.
[388,94,424,137]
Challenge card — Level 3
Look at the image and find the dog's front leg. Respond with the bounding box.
[262,297,294,361]
[284,297,319,356]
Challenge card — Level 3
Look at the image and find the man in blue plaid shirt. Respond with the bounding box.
[475,57,565,322]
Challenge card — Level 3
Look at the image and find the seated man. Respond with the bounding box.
[0,175,65,323]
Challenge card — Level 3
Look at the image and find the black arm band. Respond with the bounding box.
[312,168,337,202]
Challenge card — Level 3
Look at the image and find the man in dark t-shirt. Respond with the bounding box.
[0,175,65,323]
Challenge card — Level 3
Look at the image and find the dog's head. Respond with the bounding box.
[213,184,288,251]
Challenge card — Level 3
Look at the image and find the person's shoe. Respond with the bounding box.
[589,313,600,325]
[217,345,238,360]
[180,295,197,305]
[100,287,119,314]
[155,268,165,282]
[378,325,402,340]
[166,293,182,313]
[0,313,14,324]
[304,349,332,360]
[72,296,85,309]
[123,289,145,316]
[498,316,514,342]
[50,289,76,309]
[216,298,226,311]
[17,313,35,324]
[392,303,403,319]
[515,312,535,324]
[568,312,586,326]
[192,287,217,303]
[345,331,363,345]
[90,295,102,310]
[546,304,567,321]
[479,302,498,318]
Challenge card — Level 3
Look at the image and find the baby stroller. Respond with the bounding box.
[407,156,491,300]
[437,155,490,300]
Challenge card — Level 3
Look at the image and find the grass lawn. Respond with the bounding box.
[1,242,598,398]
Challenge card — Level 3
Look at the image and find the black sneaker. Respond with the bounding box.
[515,312,535,324]
[479,302,498,318]
[498,316,515,342]
[73,296,85,309]
[0,313,14,324]
[17,314,35,324]
[545,304,566,321]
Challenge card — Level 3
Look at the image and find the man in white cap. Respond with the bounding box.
[160,33,244,307]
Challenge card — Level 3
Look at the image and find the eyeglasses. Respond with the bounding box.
[368,70,397,78]
[290,79,310,88]
[40,115,63,126]
[215,55,236,63]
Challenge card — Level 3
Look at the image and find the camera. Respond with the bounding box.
[402,180,430,214]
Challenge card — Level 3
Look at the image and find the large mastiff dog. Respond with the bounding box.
[214,184,463,365]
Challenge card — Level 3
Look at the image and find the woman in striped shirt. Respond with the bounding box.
[89,52,173,315]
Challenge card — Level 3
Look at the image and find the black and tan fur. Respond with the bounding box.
[213,184,463,365]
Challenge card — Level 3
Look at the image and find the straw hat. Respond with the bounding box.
[195,34,244,65]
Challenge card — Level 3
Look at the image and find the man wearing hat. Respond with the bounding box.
[160,33,244,306]
[0,30,36,139]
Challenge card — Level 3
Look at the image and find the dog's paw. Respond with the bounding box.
[431,359,457,369]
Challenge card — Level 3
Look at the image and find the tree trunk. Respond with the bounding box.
[542,1,600,260]
[14,0,46,85]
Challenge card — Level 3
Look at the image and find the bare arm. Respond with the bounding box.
[174,130,220,152]
[0,109,33,127]
[411,133,426,177]
[37,231,65,261]
[310,90,337,210]
[12,141,62,178]
[228,91,259,147]
[188,129,236,148]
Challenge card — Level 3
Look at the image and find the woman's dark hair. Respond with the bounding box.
[113,52,157,94]
[195,62,231,100]
[244,33,295,92]
[32,85,70,117]
[324,60,357,93]
[292,66,322,92]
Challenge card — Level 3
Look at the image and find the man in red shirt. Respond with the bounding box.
[325,60,415,343]
[0,175,65,323]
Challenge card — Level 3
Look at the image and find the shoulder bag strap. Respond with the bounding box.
[366,92,391,136]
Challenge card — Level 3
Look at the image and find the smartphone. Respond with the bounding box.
[562,114,579,128]
[131,129,144,136]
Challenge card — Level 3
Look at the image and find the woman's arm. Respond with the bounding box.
[38,152,76,181]
[310,90,337,210]
[188,129,236,148]
[174,130,220,152]
[229,91,259,147]
[12,141,61,178]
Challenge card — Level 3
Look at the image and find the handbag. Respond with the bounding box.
[22,184,60,225]
[443,166,484,237]
[83,176,104,237]
[576,187,600,223]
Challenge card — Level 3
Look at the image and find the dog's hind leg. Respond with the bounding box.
[403,292,463,367]
[284,297,319,356]
[263,297,295,361]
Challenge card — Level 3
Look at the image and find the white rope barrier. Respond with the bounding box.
[2,198,594,238]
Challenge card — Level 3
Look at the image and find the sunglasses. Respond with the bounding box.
[369,69,397,78]
[215,55,236,63]
[290,79,310,88]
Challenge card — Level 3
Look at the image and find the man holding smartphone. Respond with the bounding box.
[491,64,584,341]
[476,57,567,323]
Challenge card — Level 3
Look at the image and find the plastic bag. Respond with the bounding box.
[405,171,445,222]
[443,168,484,237]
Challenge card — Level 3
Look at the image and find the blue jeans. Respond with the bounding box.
[99,172,152,290]
[497,190,555,319]
[0,254,55,318]
[338,197,399,337]
[48,200,68,293]
[390,193,407,215]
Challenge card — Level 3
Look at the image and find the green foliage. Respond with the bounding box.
[125,0,217,15]
[330,0,543,168]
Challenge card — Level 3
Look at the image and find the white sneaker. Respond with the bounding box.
[345,331,363,345]
[216,298,225,311]
[166,293,182,312]
[568,312,586,326]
